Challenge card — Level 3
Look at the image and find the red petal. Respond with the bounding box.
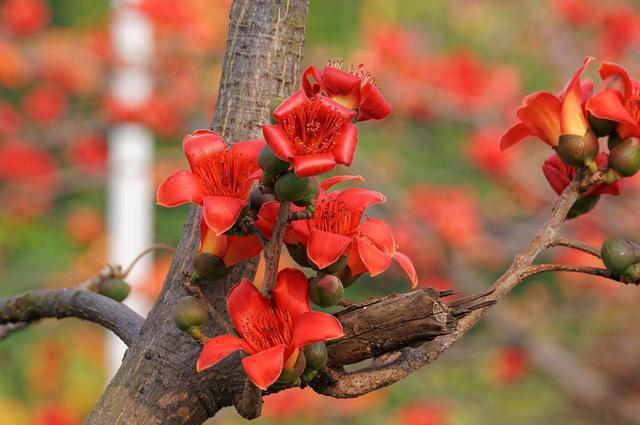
[156,170,204,207]
[560,57,592,135]
[200,217,228,256]
[223,235,263,267]
[356,217,395,254]
[336,188,386,229]
[202,195,246,236]
[301,66,322,97]
[262,125,296,161]
[227,278,270,339]
[292,311,344,348]
[196,335,248,372]
[291,152,337,177]
[499,122,532,151]
[183,129,227,170]
[332,122,358,166]
[599,61,633,96]
[347,247,368,276]
[289,219,310,245]
[586,89,636,127]
[319,174,364,191]
[321,66,361,97]
[394,251,418,288]
[255,201,280,239]
[359,84,392,121]
[231,139,265,168]
[272,268,310,320]
[542,154,573,195]
[306,229,352,269]
[241,344,286,390]
[516,92,562,147]
[356,235,392,277]
[274,90,308,119]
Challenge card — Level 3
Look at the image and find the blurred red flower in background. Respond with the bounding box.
[397,401,451,425]
[491,345,531,385]
[1,0,51,37]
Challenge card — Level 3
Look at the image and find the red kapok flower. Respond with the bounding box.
[262,90,358,177]
[301,61,392,121]
[257,176,418,287]
[199,217,262,267]
[586,61,640,138]
[500,57,593,150]
[156,130,264,235]
[196,269,344,390]
[2,0,51,37]
[542,153,623,196]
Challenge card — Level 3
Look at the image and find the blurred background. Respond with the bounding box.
[1,0,640,424]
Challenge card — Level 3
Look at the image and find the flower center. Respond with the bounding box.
[191,151,256,198]
[279,96,346,155]
[240,306,292,353]
[310,197,354,235]
[348,64,377,87]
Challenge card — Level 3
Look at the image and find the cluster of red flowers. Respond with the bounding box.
[501,57,640,218]
[157,62,418,390]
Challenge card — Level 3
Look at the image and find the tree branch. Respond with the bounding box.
[261,201,291,297]
[0,289,144,346]
[547,235,601,258]
[521,263,638,285]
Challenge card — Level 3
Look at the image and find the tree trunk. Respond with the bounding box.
[86,1,309,423]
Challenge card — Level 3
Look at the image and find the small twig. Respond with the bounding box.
[0,322,27,341]
[240,216,268,248]
[121,243,177,277]
[547,235,601,258]
[262,201,291,297]
[288,209,314,222]
[183,276,236,336]
[338,299,355,308]
[521,263,638,285]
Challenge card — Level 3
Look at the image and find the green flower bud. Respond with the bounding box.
[556,132,599,167]
[258,145,290,176]
[286,243,311,268]
[567,195,600,219]
[302,368,318,383]
[608,133,623,150]
[319,255,347,275]
[269,97,284,125]
[588,113,617,137]
[293,178,320,208]
[97,279,130,302]
[304,342,328,371]
[338,266,361,288]
[601,238,640,274]
[276,350,306,385]
[608,137,640,177]
[309,274,344,307]
[193,252,229,280]
[274,171,315,203]
[623,263,640,281]
[174,296,208,332]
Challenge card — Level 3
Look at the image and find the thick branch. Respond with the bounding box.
[0,289,143,346]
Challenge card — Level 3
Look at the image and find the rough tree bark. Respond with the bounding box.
[86,1,309,423]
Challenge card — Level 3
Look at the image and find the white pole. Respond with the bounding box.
[107,0,154,378]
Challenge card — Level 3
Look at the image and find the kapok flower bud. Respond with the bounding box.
[338,265,362,288]
[309,274,344,307]
[608,133,623,150]
[276,350,306,385]
[567,195,600,220]
[286,243,311,268]
[97,279,130,302]
[601,238,640,274]
[258,144,290,176]
[269,97,284,125]
[304,342,328,371]
[174,296,208,332]
[608,138,640,177]
[193,252,229,280]
[292,178,320,209]
[623,263,640,281]
[588,113,617,138]
[250,186,275,211]
[556,132,599,167]
[274,171,315,203]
